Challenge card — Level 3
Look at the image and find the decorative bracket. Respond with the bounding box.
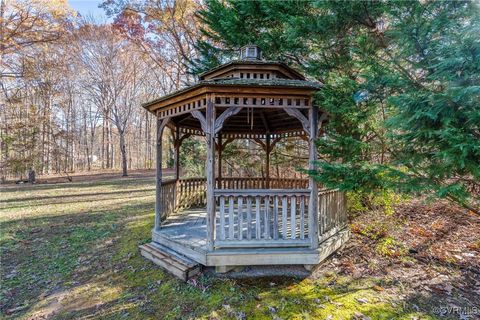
[253,136,282,152]
[157,117,170,142]
[216,137,235,151]
[270,137,282,151]
[190,110,208,133]
[318,112,328,137]
[174,133,191,148]
[214,106,242,134]
[253,138,267,151]
[283,107,310,136]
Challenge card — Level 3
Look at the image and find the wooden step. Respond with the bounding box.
[139,242,201,281]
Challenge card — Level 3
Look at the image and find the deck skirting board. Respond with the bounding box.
[317,227,350,263]
[150,227,349,268]
[206,249,320,266]
[205,227,350,266]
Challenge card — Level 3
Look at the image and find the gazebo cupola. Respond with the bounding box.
[139,46,349,280]
[240,44,262,60]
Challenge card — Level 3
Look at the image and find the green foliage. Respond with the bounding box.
[347,190,405,216]
[379,2,480,212]
[195,0,480,213]
[376,237,407,258]
[354,221,389,241]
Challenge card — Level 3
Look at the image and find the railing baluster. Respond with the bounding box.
[300,195,305,239]
[273,195,279,240]
[219,196,225,240]
[322,191,327,235]
[336,191,339,226]
[246,196,252,240]
[229,196,234,240]
[333,192,337,229]
[264,196,270,239]
[282,196,287,239]
[291,196,296,239]
[318,192,323,235]
[328,192,332,231]
[238,197,243,240]
[255,196,261,239]
[331,192,335,230]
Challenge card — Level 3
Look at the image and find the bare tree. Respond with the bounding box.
[1,1,200,181]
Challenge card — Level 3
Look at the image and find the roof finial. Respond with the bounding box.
[240,45,262,60]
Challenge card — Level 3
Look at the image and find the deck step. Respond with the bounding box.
[139,242,201,281]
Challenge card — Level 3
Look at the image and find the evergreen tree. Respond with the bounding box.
[195,0,479,213]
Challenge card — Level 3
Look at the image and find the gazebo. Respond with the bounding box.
[139,46,349,280]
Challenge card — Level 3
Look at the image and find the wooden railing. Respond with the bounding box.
[160,179,178,219]
[160,177,309,220]
[176,178,207,208]
[160,178,207,219]
[216,177,308,189]
[318,189,348,242]
[214,189,311,248]
[160,178,347,249]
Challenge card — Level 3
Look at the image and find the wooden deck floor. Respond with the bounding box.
[159,208,208,251]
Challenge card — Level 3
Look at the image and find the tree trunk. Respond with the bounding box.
[106,118,111,169]
[119,131,128,176]
[101,118,105,169]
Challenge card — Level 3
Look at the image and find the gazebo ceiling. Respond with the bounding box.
[172,107,310,137]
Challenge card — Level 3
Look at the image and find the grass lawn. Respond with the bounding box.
[1,172,478,319]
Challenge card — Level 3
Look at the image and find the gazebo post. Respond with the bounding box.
[205,98,216,251]
[308,107,319,249]
[218,133,222,188]
[155,116,170,231]
[266,134,271,189]
[174,125,180,181]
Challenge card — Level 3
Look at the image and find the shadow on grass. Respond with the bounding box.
[0,176,157,194]
[0,197,155,318]
[1,188,155,210]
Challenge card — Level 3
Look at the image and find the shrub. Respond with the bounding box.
[375,237,407,258]
[347,190,405,216]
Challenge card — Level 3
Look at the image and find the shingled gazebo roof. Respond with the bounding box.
[142,78,322,110]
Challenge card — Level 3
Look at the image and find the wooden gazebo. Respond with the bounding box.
[139,46,349,280]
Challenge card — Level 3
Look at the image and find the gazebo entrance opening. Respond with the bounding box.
[140,46,349,279]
